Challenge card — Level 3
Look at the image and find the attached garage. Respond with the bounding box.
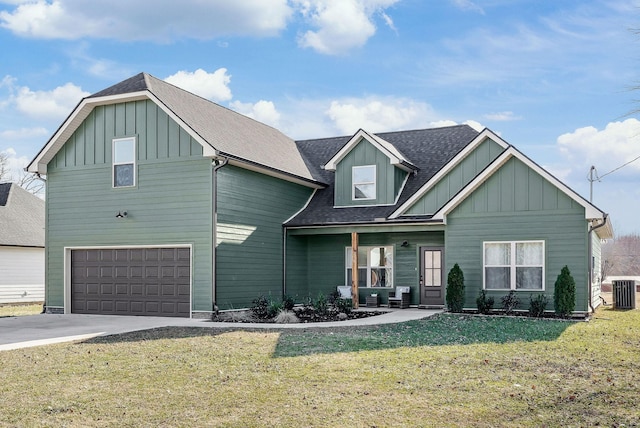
[71,247,191,317]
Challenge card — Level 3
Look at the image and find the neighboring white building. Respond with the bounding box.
[0,183,45,304]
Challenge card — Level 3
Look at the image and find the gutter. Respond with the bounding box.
[588,214,609,313]
[212,157,229,314]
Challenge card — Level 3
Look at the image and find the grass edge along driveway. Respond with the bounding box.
[1,309,638,427]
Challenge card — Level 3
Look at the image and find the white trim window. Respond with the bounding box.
[113,137,136,188]
[345,246,393,288]
[352,165,376,200]
[483,241,544,290]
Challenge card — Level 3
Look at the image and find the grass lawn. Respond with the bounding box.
[1,308,639,427]
[0,303,42,317]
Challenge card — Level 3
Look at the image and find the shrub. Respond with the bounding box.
[267,300,283,318]
[250,295,270,319]
[554,265,576,318]
[501,290,519,315]
[314,293,329,315]
[446,263,465,313]
[476,290,494,314]
[334,298,353,315]
[327,290,341,304]
[282,294,295,311]
[274,309,300,324]
[529,294,548,318]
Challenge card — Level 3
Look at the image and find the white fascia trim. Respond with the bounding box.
[389,128,509,219]
[283,189,317,224]
[286,220,445,231]
[323,129,415,172]
[432,147,605,223]
[63,244,193,317]
[27,91,218,174]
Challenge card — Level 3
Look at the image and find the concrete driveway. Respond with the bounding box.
[0,313,210,351]
[0,309,441,351]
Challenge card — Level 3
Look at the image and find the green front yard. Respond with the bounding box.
[1,309,638,427]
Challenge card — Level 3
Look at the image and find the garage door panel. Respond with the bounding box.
[72,247,190,317]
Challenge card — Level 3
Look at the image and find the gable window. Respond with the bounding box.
[113,137,136,188]
[345,246,393,288]
[484,241,544,290]
[352,165,376,200]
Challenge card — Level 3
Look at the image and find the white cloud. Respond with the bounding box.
[450,0,485,14]
[557,119,640,179]
[5,79,89,120]
[0,147,29,181]
[230,100,281,128]
[0,127,48,140]
[293,0,400,55]
[484,111,522,121]
[164,68,232,102]
[326,96,436,134]
[0,0,292,41]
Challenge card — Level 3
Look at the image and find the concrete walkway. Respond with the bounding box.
[0,308,442,351]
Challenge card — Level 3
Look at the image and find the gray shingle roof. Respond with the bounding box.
[0,183,45,247]
[287,125,480,226]
[90,73,318,184]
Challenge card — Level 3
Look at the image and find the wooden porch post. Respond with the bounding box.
[351,232,359,309]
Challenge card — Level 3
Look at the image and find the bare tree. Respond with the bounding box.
[602,233,640,276]
[0,150,45,196]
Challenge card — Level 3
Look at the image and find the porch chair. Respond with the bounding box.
[337,286,352,299]
[388,286,411,309]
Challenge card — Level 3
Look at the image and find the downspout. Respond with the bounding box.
[588,213,609,313]
[283,226,287,298]
[212,157,229,314]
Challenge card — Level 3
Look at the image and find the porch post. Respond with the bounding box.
[351,232,359,309]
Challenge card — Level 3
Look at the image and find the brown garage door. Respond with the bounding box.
[71,247,190,317]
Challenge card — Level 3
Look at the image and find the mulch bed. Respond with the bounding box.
[211,307,387,324]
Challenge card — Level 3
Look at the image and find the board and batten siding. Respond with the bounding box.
[334,138,407,207]
[445,156,591,312]
[215,165,313,309]
[405,138,505,215]
[45,99,214,312]
[286,230,444,305]
[0,246,45,304]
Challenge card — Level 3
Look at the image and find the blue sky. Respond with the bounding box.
[1,0,639,234]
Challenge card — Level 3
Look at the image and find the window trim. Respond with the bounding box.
[483,240,545,291]
[352,165,376,201]
[112,136,136,188]
[345,245,394,288]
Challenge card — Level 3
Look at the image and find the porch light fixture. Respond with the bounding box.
[401,240,409,247]
[115,211,128,219]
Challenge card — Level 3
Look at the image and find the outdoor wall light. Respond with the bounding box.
[115,211,128,219]
[401,240,409,247]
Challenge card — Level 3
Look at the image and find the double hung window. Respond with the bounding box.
[345,246,393,288]
[352,165,376,200]
[484,241,544,290]
[113,137,136,188]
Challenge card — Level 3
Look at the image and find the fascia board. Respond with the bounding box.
[27,91,218,173]
[324,129,415,171]
[433,146,606,222]
[389,128,509,219]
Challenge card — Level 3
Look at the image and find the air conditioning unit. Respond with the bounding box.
[613,280,637,310]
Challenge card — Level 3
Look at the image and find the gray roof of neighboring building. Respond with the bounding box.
[90,73,319,184]
[0,183,45,247]
[287,124,480,227]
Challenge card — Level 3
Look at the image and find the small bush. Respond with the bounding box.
[314,293,329,315]
[250,295,270,319]
[476,290,494,314]
[282,294,295,311]
[334,298,353,314]
[327,290,341,304]
[529,294,548,318]
[446,263,465,313]
[554,265,576,318]
[274,309,300,324]
[501,291,519,315]
[267,300,283,318]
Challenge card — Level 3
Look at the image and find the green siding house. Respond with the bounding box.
[27,73,613,318]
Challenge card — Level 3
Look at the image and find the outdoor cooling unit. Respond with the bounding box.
[612,280,637,310]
